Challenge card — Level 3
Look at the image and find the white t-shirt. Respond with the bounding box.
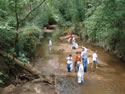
[81,50,88,59]
[72,42,78,49]
[92,53,97,61]
[66,57,73,64]
[75,43,78,48]
[49,40,52,46]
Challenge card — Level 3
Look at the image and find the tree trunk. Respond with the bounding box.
[0,50,40,78]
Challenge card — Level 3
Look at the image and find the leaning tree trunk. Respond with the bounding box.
[0,50,40,78]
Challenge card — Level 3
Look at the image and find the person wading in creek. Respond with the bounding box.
[68,34,73,43]
[81,47,88,72]
[66,54,73,72]
[77,62,84,83]
[60,37,63,43]
[72,40,79,49]
[74,52,81,72]
[49,37,52,52]
[91,50,98,69]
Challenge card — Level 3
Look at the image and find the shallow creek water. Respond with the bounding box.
[34,37,125,94]
[1,34,125,94]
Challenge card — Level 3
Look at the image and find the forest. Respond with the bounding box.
[0,0,125,92]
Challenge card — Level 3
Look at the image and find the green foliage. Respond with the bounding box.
[0,24,43,85]
[49,0,125,60]
[0,24,43,60]
[79,0,125,59]
[0,0,125,86]
[61,21,73,28]
[17,25,42,58]
[17,53,30,64]
[0,72,3,76]
[47,0,86,24]
[0,0,45,59]
[0,80,4,84]
[52,28,62,41]
[0,72,9,85]
[0,27,15,52]
[0,0,48,86]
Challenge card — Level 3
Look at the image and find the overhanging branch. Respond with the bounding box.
[20,0,46,23]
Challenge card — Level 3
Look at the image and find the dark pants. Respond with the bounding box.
[67,64,71,72]
[82,58,87,72]
[74,61,79,72]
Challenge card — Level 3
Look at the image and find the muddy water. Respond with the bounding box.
[75,39,125,94]
[34,36,125,94]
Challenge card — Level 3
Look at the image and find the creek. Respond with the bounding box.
[1,32,125,94]
[34,32,125,94]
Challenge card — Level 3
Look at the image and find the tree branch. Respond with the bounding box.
[20,0,46,23]
[15,0,19,30]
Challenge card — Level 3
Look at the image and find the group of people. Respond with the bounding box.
[66,34,98,84]
[48,35,98,84]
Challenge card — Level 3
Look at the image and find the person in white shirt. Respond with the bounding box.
[49,37,52,52]
[68,34,73,43]
[60,37,63,43]
[72,41,79,49]
[91,51,98,69]
[77,63,84,83]
[66,54,73,72]
[81,47,88,72]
